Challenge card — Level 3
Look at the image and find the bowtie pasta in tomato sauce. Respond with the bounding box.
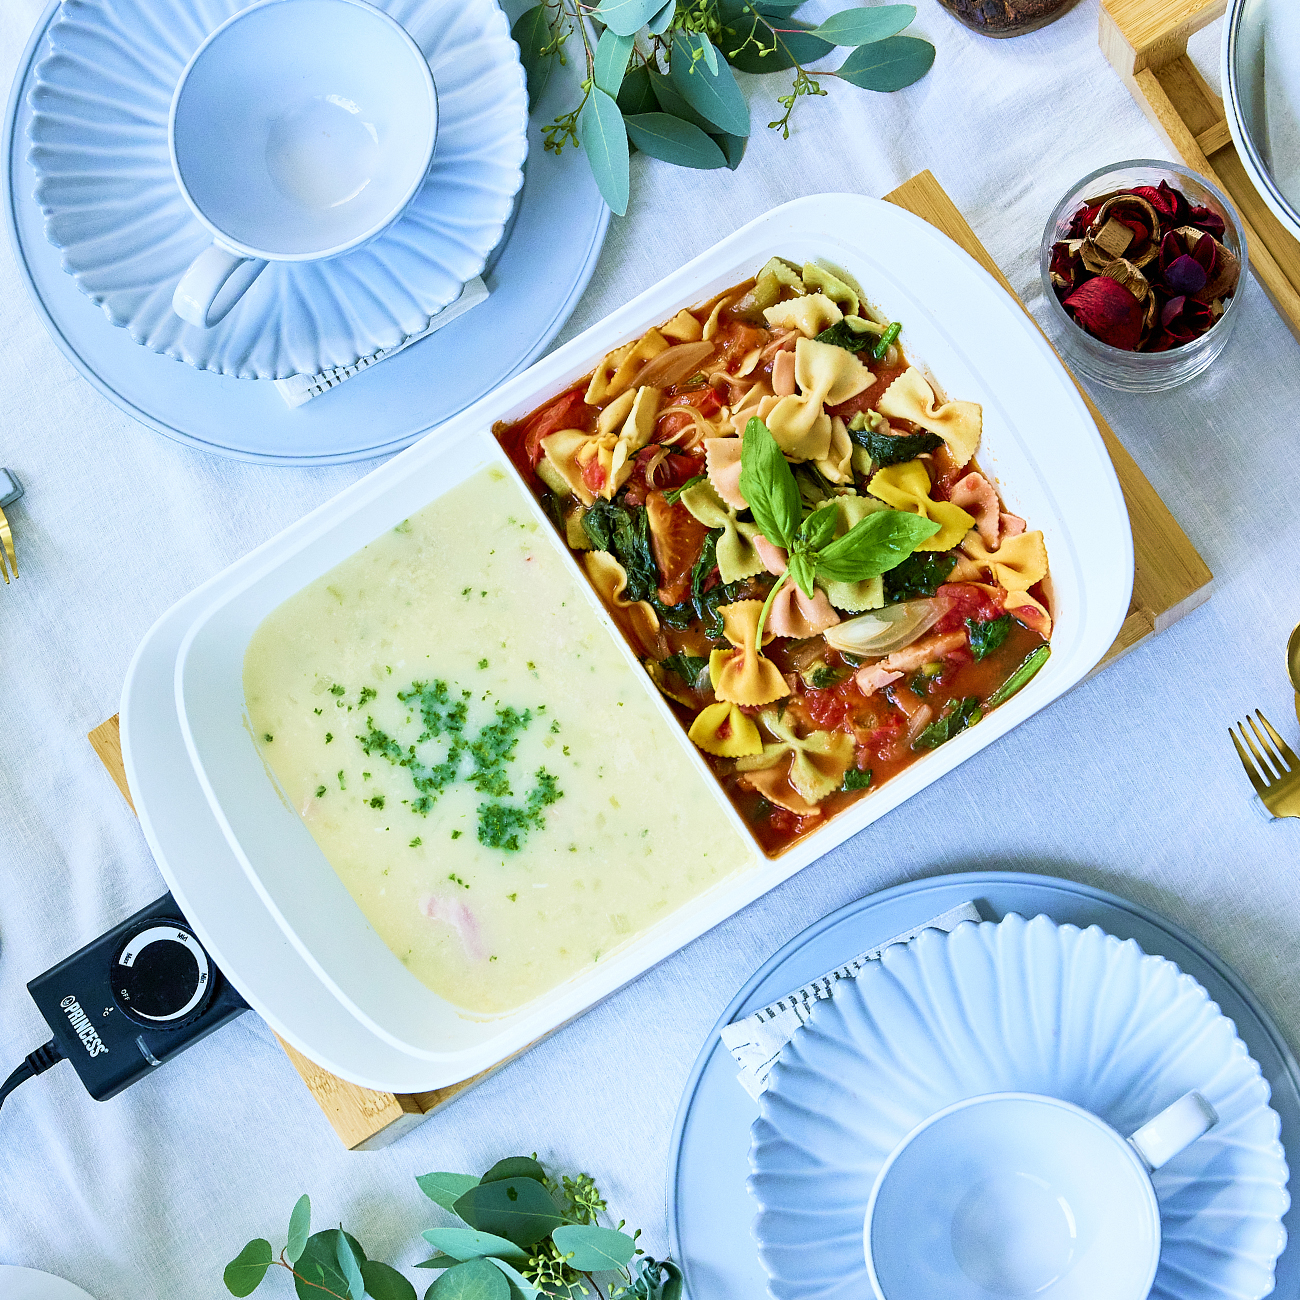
[496,257,1052,855]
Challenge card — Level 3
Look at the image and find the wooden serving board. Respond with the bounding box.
[87,171,1211,1150]
[1099,0,1300,347]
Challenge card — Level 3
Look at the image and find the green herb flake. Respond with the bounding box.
[967,614,1012,662]
[313,708,322,715]
[448,873,468,889]
[842,767,873,791]
[477,657,489,670]
[329,684,346,696]
[451,830,462,840]
[409,837,422,848]
[324,732,333,744]
[369,795,385,810]
[315,785,327,799]
[337,770,347,790]
[912,698,982,751]
[262,733,273,743]
[508,893,517,902]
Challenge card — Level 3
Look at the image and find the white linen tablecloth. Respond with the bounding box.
[2,2,1299,1295]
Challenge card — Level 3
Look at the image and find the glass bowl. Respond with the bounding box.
[1039,159,1248,393]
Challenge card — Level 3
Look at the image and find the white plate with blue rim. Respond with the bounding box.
[667,876,1300,1300]
[4,0,608,463]
[749,913,1288,1300]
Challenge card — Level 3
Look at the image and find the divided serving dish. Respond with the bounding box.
[124,193,1134,1090]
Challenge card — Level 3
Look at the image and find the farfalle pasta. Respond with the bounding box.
[496,256,1054,855]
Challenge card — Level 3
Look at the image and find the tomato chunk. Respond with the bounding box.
[516,388,591,470]
[646,491,710,606]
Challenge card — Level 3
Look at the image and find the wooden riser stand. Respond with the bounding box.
[1100,0,1300,346]
[87,170,1212,1150]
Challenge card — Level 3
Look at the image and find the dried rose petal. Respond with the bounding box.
[1163,253,1208,296]
[1159,294,1214,344]
[1064,275,1145,350]
[1188,203,1226,239]
[1049,241,1079,293]
[1132,181,1188,224]
[1069,202,1103,239]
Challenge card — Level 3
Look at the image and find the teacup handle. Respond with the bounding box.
[1128,1090,1218,1171]
[173,243,268,329]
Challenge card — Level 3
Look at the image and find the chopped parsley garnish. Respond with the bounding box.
[262,733,273,743]
[409,837,422,848]
[315,785,327,799]
[330,684,346,696]
[477,657,489,669]
[842,768,873,791]
[368,795,385,810]
[324,732,333,744]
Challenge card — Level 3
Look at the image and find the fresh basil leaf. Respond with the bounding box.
[812,5,915,45]
[648,66,714,131]
[422,1228,528,1265]
[883,551,957,601]
[740,418,800,550]
[578,88,630,216]
[799,503,840,551]
[669,31,750,136]
[362,1260,417,1300]
[623,113,727,169]
[912,697,981,751]
[594,28,635,97]
[510,6,555,105]
[787,553,815,598]
[224,1240,273,1297]
[842,767,873,791]
[814,319,873,353]
[425,1258,510,1300]
[814,510,940,582]
[710,131,747,170]
[485,1258,540,1300]
[850,426,942,464]
[480,1156,548,1186]
[286,1195,311,1266]
[967,615,1011,662]
[594,0,665,37]
[617,63,658,116]
[837,34,935,92]
[717,6,833,74]
[335,1230,366,1300]
[416,1173,481,1213]
[646,0,676,33]
[660,653,710,689]
[452,1178,567,1248]
[988,644,1050,707]
[551,1224,638,1271]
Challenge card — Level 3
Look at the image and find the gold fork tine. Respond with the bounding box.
[0,505,14,583]
[1231,725,1270,798]
[1247,714,1289,779]
[1256,710,1299,770]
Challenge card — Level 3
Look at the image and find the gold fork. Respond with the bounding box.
[0,469,21,584]
[1230,710,1300,818]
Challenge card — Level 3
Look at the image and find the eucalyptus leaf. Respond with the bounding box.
[421,1228,528,1264]
[617,63,658,115]
[716,4,833,74]
[335,1229,366,1300]
[578,88,630,216]
[593,29,634,97]
[811,4,914,45]
[648,67,714,131]
[452,1177,567,1248]
[739,418,800,551]
[479,1156,548,1186]
[837,34,935,92]
[415,1256,456,1270]
[286,1195,311,1266]
[362,1260,418,1300]
[754,0,804,14]
[624,113,727,169]
[294,1231,352,1300]
[669,31,750,136]
[416,1173,481,1213]
[510,6,554,105]
[425,1258,510,1300]
[646,0,676,32]
[551,1224,638,1271]
[485,1258,540,1300]
[223,1239,273,1297]
[593,0,664,37]
[710,131,747,170]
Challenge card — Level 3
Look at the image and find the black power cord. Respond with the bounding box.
[0,1040,63,1112]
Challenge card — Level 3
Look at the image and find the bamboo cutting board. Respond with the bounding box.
[88,170,1212,1149]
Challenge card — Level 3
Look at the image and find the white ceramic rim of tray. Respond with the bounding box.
[150,193,1132,1087]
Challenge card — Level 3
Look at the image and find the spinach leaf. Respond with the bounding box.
[883,551,957,601]
[808,663,847,689]
[842,767,873,791]
[654,598,695,629]
[912,697,982,751]
[967,614,1011,662]
[539,490,566,536]
[660,653,710,689]
[814,320,873,354]
[663,473,706,506]
[988,644,1050,707]
[689,529,745,638]
[850,426,942,465]
[582,499,658,603]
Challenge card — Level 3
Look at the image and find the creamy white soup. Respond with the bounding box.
[243,466,753,1014]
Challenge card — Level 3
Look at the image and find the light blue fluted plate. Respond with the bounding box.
[667,873,1300,1299]
[3,0,608,463]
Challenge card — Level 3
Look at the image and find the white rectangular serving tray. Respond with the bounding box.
[137,194,1133,1089]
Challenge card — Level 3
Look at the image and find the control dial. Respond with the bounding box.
[111,922,213,1028]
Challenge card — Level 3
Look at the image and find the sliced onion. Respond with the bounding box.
[822,598,947,658]
[903,704,934,748]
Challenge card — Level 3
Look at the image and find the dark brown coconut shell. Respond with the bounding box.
[933,0,1084,37]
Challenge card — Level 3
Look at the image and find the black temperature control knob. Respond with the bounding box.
[111,922,213,1029]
